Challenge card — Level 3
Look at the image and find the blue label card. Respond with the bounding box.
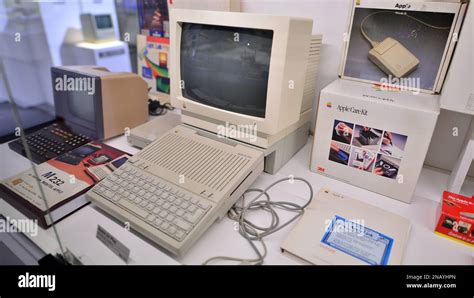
[321,215,393,265]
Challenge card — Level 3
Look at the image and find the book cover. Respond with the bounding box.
[0,141,129,228]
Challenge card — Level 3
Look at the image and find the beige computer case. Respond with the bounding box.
[58,66,149,140]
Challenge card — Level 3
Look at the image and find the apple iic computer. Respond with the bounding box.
[87,9,322,256]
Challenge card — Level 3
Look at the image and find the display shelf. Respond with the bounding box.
[1,135,472,265]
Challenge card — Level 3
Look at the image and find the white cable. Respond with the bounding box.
[203,177,313,265]
[360,10,451,47]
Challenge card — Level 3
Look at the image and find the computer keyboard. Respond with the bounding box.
[91,163,213,243]
[8,122,90,164]
[87,125,264,256]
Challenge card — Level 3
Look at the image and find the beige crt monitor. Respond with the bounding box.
[170,10,322,153]
[52,66,149,140]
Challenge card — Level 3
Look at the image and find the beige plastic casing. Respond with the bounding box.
[87,125,264,256]
[170,9,314,137]
[368,37,420,78]
[55,65,149,140]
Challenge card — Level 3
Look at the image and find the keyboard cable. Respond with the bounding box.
[203,177,313,265]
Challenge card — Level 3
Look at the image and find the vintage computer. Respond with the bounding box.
[80,14,116,43]
[87,10,322,256]
[8,66,148,164]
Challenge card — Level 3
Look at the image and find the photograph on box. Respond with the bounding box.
[329,119,407,180]
[138,0,170,37]
[329,141,351,166]
[380,131,407,158]
[351,125,383,151]
[343,4,458,92]
[374,154,400,180]
[348,147,376,172]
[332,120,354,144]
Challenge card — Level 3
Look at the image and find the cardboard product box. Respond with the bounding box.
[339,0,467,94]
[435,191,474,247]
[310,79,439,203]
[137,34,171,104]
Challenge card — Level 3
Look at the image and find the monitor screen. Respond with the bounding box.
[67,90,96,124]
[95,15,113,29]
[52,70,98,135]
[180,23,273,118]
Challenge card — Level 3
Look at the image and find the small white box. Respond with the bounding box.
[339,0,467,94]
[310,79,439,203]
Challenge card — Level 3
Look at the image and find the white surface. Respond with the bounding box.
[439,2,473,115]
[1,133,473,265]
[448,118,474,193]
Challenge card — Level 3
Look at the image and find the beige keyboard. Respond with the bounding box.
[91,163,213,243]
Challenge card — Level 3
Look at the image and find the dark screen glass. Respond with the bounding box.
[52,70,96,131]
[180,23,273,118]
[95,15,113,29]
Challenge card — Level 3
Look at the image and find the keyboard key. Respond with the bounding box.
[146,203,154,211]
[102,180,114,189]
[140,201,147,207]
[154,218,163,227]
[162,202,171,210]
[197,200,211,210]
[167,226,177,235]
[166,214,175,222]
[153,207,162,215]
[117,199,148,218]
[159,210,168,218]
[187,205,197,213]
[146,214,156,222]
[150,196,158,203]
[175,230,185,241]
[103,190,114,199]
[160,222,170,231]
[156,199,165,206]
[184,209,204,224]
[169,206,178,213]
[173,218,192,232]
[175,209,185,217]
